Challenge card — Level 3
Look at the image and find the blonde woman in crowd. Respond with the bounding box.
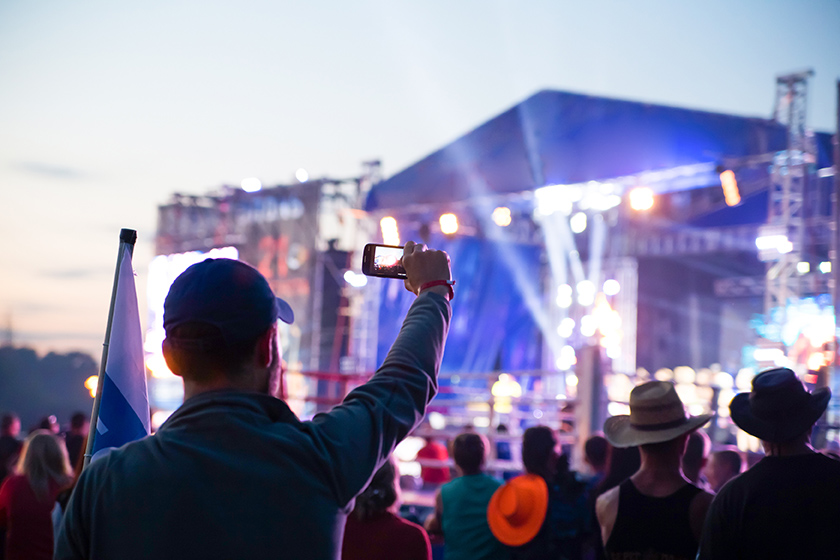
[0,430,73,560]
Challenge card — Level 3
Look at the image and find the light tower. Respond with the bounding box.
[760,70,815,348]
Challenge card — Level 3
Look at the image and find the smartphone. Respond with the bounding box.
[361,243,406,278]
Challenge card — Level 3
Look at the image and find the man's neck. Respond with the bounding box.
[763,440,814,457]
[182,376,266,401]
[632,452,689,496]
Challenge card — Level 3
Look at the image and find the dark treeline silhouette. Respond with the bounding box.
[0,346,97,430]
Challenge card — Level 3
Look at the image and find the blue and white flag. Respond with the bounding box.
[91,245,151,459]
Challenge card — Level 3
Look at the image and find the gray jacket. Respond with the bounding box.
[55,291,451,560]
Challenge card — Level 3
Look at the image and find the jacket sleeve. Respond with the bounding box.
[54,461,100,560]
[304,290,451,506]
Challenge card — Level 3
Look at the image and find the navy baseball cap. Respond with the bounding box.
[163,258,294,347]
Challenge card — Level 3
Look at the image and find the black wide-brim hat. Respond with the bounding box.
[730,367,830,443]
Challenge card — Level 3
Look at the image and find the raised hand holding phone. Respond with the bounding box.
[402,241,453,300]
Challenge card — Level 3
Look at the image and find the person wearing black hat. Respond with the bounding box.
[597,381,714,560]
[697,367,840,559]
[56,242,454,560]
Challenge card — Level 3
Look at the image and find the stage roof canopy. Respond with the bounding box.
[365,90,804,211]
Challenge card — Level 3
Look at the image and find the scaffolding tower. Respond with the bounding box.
[763,70,816,336]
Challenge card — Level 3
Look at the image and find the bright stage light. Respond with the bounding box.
[380,216,400,245]
[557,317,575,338]
[570,212,587,234]
[147,353,175,379]
[580,315,597,337]
[820,261,832,273]
[428,411,446,430]
[608,402,630,416]
[808,351,828,371]
[576,280,596,306]
[535,185,572,216]
[720,170,740,206]
[151,410,173,430]
[556,283,573,308]
[755,234,790,252]
[84,376,98,398]
[343,270,368,288]
[556,345,577,371]
[629,187,654,211]
[797,262,810,275]
[603,279,620,296]
[439,213,459,235]
[491,373,522,398]
[565,373,579,387]
[240,177,262,192]
[735,368,754,391]
[295,168,309,183]
[492,207,512,227]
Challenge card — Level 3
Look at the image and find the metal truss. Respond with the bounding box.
[764,70,815,323]
[617,224,759,257]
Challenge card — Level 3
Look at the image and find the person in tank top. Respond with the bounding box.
[596,381,714,560]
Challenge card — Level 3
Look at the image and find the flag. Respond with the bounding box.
[91,245,150,459]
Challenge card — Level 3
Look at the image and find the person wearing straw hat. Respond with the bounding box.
[596,381,714,560]
[697,367,840,560]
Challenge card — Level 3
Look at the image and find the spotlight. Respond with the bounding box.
[343,270,368,288]
[84,376,98,398]
[570,212,587,234]
[439,213,459,235]
[576,280,596,306]
[240,177,262,193]
[629,187,654,211]
[819,261,832,273]
[556,345,577,370]
[720,170,740,206]
[295,168,309,183]
[380,217,400,245]
[492,207,512,227]
[557,317,575,338]
[556,284,573,308]
[603,279,621,296]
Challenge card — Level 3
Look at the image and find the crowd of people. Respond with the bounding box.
[1,243,839,559]
[0,412,88,560]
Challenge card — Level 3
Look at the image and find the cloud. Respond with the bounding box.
[38,267,110,279]
[11,161,86,180]
[9,302,54,313]
[14,330,102,342]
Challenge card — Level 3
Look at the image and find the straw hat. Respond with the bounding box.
[730,367,830,443]
[487,474,548,546]
[604,381,712,448]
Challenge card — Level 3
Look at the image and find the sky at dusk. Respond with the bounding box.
[1,0,839,361]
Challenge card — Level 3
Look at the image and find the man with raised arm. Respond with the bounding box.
[56,240,453,560]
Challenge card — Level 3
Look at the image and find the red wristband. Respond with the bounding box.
[419,280,455,301]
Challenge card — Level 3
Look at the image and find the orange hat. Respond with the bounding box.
[487,474,548,546]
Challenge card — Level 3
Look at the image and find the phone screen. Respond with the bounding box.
[362,244,406,278]
[372,245,406,276]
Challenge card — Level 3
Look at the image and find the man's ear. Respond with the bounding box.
[256,326,276,368]
[161,338,184,378]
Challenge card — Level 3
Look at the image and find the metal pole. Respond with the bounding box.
[832,80,840,425]
[83,228,137,468]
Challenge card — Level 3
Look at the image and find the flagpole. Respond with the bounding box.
[84,228,137,469]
